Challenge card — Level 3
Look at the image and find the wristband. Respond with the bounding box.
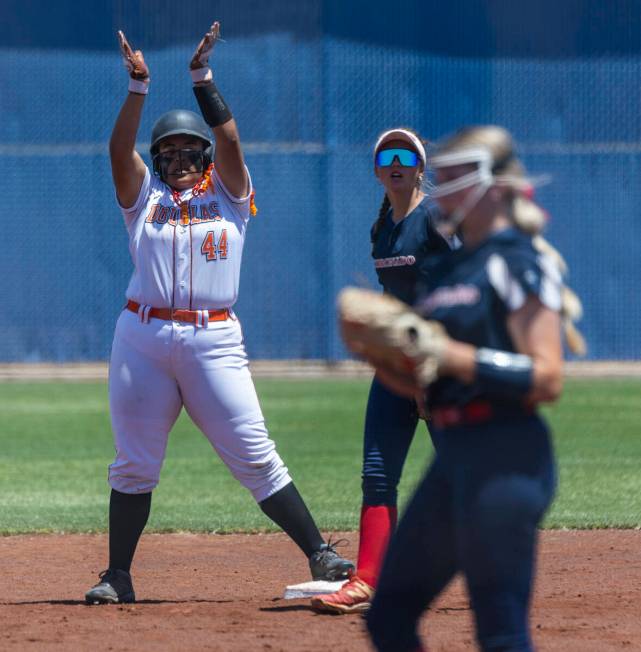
[193,81,232,128]
[475,348,533,398]
[128,78,149,95]
[191,67,213,84]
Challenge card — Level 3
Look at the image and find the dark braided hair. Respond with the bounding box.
[371,127,427,257]
[370,194,391,256]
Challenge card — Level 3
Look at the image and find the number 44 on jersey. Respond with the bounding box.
[201,229,228,261]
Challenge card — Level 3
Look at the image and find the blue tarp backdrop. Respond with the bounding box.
[1,0,640,360]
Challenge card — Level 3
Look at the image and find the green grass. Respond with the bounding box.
[0,378,640,534]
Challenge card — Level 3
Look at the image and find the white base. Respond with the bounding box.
[283,579,347,599]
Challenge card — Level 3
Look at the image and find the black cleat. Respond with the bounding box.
[309,539,355,581]
[85,569,136,605]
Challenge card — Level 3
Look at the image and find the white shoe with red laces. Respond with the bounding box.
[310,573,374,614]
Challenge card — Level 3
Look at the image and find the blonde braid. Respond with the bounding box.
[531,235,587,356]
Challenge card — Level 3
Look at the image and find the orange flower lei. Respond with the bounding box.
[171,163,257,217]
[192,163,215,198]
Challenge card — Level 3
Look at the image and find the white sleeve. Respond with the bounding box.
[118,167,152,231]
[213,166,253,220]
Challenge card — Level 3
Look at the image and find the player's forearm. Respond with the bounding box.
[213,119,248,194]
[193,80,241,154]
[194,85,247,196]
[212,116,241,148]
[528,359,563,403]
[110,92,145,161]
[439,339,476,384]
[440,339,562,403]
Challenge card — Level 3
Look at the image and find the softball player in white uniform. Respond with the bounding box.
[86,22,353,605]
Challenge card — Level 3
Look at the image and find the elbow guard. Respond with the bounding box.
[475,348,534,398]
[193,82,232,128]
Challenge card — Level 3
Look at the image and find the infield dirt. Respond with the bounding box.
[0,530,638,651]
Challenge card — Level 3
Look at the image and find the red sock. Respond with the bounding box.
[356,504,397,588]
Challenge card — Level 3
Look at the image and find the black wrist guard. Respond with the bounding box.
[475,348,534,398]
[193,82,232,128]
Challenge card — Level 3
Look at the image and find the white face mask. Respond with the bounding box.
[429,147,494,235]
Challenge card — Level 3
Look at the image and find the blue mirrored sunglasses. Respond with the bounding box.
[375,148,420,167]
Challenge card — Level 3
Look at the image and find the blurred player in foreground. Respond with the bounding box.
[312,128,451,614]
[85,22,353,605]
[339,125,584,651]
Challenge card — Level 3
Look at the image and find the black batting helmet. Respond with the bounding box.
[150,109,213,176]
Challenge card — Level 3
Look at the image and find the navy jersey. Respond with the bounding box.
[372,198,452,306]
[415,228,563,407]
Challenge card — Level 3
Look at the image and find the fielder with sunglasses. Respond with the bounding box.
[85,22,354,605]
[312,128,452,614]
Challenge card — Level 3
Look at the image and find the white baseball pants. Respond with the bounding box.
[107,309,292,502]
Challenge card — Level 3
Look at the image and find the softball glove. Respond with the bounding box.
[337,287,447,392]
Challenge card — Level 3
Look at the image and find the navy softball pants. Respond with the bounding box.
[366,415,556,652]
[362,377,427,506]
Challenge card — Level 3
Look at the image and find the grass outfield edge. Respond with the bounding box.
[2,360,641,381]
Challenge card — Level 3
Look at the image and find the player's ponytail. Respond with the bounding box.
[518,195,587,357]
[530,235,587,356]
[511,194,547,235]
[371,194,391,256]
[513,189,587,357]
[561,287,587,356]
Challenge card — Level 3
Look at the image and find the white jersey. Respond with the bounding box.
[120,165,253,309]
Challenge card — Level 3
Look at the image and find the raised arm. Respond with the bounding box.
[110,31,149,208]
[190,22,248,198]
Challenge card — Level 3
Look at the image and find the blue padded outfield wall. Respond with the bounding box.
[1,0,641,361]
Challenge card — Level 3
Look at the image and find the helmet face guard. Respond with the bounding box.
[152,148,208,180]
[149,110,213,181]
[429,147,494,235]
[429,147,494,198]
